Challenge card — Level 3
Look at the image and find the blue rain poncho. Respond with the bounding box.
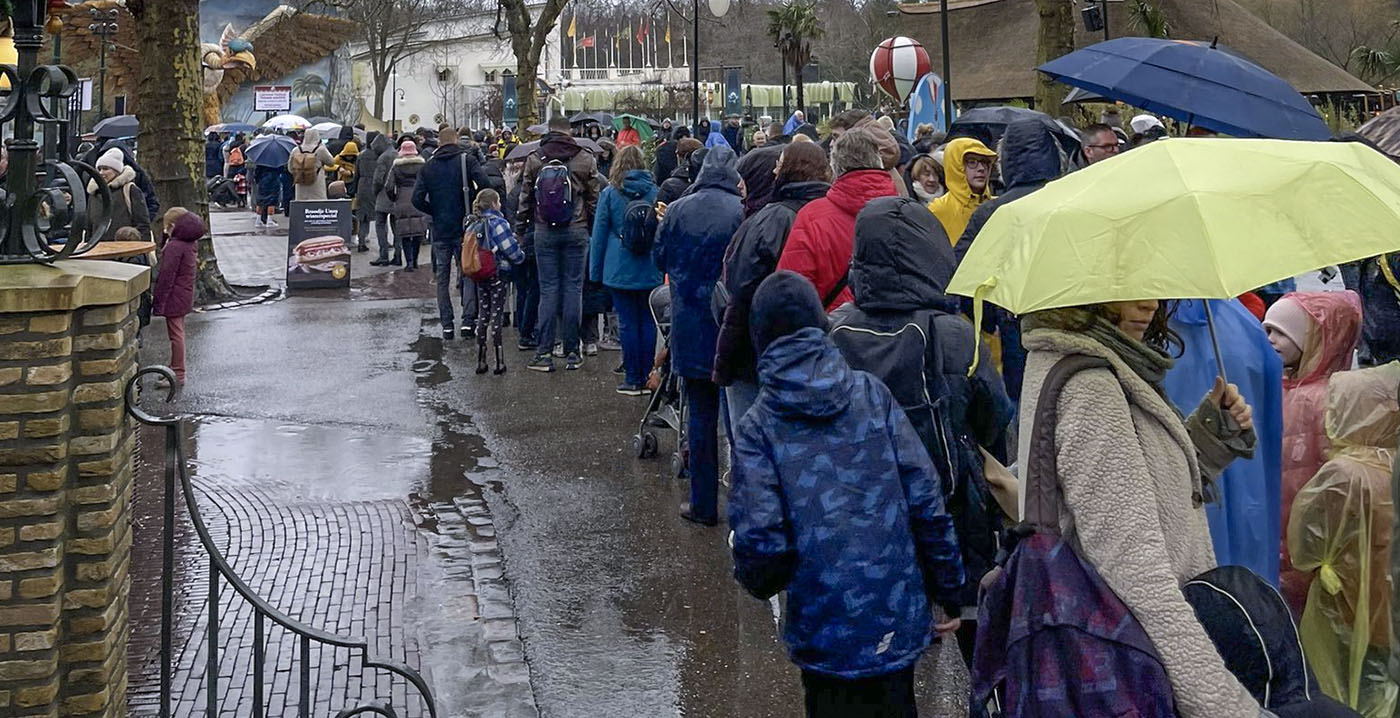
[1165,299,1284,583]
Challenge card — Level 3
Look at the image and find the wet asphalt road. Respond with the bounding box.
[140,272,969,717]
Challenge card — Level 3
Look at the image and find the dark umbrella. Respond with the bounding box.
[526,123,548,135]
[949,106,1082,155]
[505,137,603,162]
[569,111,614,126]
[1062,87,1106,104]
[1038,37,1330,140]
[244,134,297,167]
[204,122,257,135]
[94,114,139,139]
[1357,107,1400,158]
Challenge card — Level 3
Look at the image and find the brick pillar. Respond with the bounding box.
[0,261,149,717]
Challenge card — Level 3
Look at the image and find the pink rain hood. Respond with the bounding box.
[1278,291,1362,611]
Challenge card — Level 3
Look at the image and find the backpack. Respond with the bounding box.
[619,197,658,254]
[534,159,575,226]
[971,355,1178,718]
[460,218,497,281]
[289,148,319,186]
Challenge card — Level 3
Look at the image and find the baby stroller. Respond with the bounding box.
[206,175,239,209]
[633,284,688,478]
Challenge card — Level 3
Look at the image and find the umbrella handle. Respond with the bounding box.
[1201,299,1229,385]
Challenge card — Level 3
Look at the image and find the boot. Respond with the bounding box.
[493,345,507,375]
[476,345,489,375]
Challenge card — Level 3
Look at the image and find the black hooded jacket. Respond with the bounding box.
[657,147,707,205]
[712,179,830,385]
[653,126,689,184]
[735,136,793,216]
[954,118,1064,263]
[829,197,1014,609]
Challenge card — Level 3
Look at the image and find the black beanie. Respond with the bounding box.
[749,271,829,356]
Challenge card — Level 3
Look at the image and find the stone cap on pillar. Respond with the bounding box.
[0,260,151,313]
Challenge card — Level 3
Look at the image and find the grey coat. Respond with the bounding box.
[355,133,389,211]
[373,145,396,214]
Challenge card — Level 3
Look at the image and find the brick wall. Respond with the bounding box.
[0,290,141,716]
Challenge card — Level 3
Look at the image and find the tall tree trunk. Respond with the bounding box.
[1034,0,1076,111]
[794,59,805,114]
[373,69,387,119]
[130,0,236,303]
[517,56,540,133]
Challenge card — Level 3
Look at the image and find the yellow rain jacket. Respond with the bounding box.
[927,137,995,246]
[1288,361,1400,717]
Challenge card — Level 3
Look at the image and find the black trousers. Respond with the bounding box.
[801,666,917,718]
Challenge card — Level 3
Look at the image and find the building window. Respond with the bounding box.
[485,70,497,83]
[114,96,127,115]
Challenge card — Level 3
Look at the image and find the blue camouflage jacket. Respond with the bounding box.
[728,326,965,679]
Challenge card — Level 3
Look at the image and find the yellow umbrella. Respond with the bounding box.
[947,138,1400,375]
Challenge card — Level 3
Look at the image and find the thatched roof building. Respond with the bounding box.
[898,0,1374,103]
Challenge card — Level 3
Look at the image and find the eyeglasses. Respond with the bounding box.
[1086,143,1119,152]
[965,157,993,170]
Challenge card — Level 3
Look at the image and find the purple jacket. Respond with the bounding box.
[153,213,202,318]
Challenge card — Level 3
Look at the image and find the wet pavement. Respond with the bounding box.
[126,211,971,717]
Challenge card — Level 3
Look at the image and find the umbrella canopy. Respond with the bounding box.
[263,114,311,132]
[1061,87,1107,104]
[526,123,548,135]
[94,114,139,140]
[243,134,297,167]
[948,138,1400,315]
[1038,37,1331,140]
[204,122,256,135]
[612,114,655,141]
[1357,107,1400,158]
[306,116,336,125]
[504,137,603,162]
[570,111,613,126]
[310,121,343,136]
[949,106,1081,155]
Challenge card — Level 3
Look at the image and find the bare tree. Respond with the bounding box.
[301,0,469,118]
[498,0,570,133]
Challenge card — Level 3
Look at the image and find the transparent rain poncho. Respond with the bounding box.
[1287,362,1400,717]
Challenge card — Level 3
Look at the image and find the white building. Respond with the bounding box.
[349,1,562,131]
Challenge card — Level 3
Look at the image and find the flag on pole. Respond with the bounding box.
[567,14,576,38]
[636,19,648,45]
[666,21,671,45]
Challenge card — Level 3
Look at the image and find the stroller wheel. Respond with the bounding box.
[671,450,688,479]
[634,431,659,459]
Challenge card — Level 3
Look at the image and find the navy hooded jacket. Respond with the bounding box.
[411,143,493,245]
[830,197,1014,609]
[728,324,965,678]
[653,146,744,379]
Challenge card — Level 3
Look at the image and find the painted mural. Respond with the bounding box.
[201,0,357,123]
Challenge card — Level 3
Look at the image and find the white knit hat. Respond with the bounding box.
[1130,114,1165,135]
[1263,296,1312,353]
[95,147,124,172]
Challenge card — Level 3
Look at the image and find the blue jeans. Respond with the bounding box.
[513,256,539,342]
[533,226,586,356]
[612,288,656,386]
[685,377,720,523]
[432,242,462,330]
[724,380,760,435]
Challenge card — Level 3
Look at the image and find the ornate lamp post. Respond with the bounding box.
[87,6,118,124]
[0,0,110,264]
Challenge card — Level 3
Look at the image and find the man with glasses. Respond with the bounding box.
[1082,123,1122,165]
[927,136,998,247]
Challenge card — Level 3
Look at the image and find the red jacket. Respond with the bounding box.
[776,169,896,310]
[153,212,202,318]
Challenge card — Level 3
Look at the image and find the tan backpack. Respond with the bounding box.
[289,148,319,185]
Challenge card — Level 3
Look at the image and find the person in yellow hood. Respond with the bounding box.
[928,137,996,245]
[1288,361,1400,717]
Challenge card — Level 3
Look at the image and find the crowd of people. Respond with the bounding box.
[188,105,1400,717]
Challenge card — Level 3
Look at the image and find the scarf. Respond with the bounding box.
[1024,307,1174,390]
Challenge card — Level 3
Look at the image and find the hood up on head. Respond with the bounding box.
[1324,361,1400,450]
[371,133,393,155]
[168,211,206,243]
[300,128,322,152]
[691,145,740,193]
[942,137,996,202]
[1285,291,1362,386]
[850,196,955,312]
[755,327,855,419]
[998,118,1064,190]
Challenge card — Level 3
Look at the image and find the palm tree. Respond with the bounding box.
[767,1,824,116]
[292,74,327,114]
[1127,0,1170,39]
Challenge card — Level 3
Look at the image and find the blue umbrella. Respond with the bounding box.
[1038,37,1331,140]
[244,134,296,167]
[205,122,257,135]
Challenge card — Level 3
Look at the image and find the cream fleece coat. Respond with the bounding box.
[1017,328,1261,718]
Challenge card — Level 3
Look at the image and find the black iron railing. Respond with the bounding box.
[124,366,437,718]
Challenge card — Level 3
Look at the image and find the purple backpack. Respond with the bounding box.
[972,356,1178,718]
[534,158,574,227]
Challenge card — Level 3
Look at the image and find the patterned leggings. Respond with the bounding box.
[474,276,509,350]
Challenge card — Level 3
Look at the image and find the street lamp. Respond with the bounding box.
[394,89,405,132]
[87,7,118,125]
[390,70,400,131]
[691,0,729,128]
[1081,0,1111,41]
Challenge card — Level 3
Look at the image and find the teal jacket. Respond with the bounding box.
[589,169,663,291]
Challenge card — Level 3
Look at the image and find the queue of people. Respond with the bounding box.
[205,106,1400,717]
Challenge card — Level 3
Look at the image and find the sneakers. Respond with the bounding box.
[552,343,564,358]
[583,343,599,356]
[462,326,476,340]
[565,352,583,371]
[615,383,647,396]
[526,355,555,373]
[597,338,622,352]
[517,337,538,352]
[442,328,455,340]
[370,259,390,266]
[612,363,625,375]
